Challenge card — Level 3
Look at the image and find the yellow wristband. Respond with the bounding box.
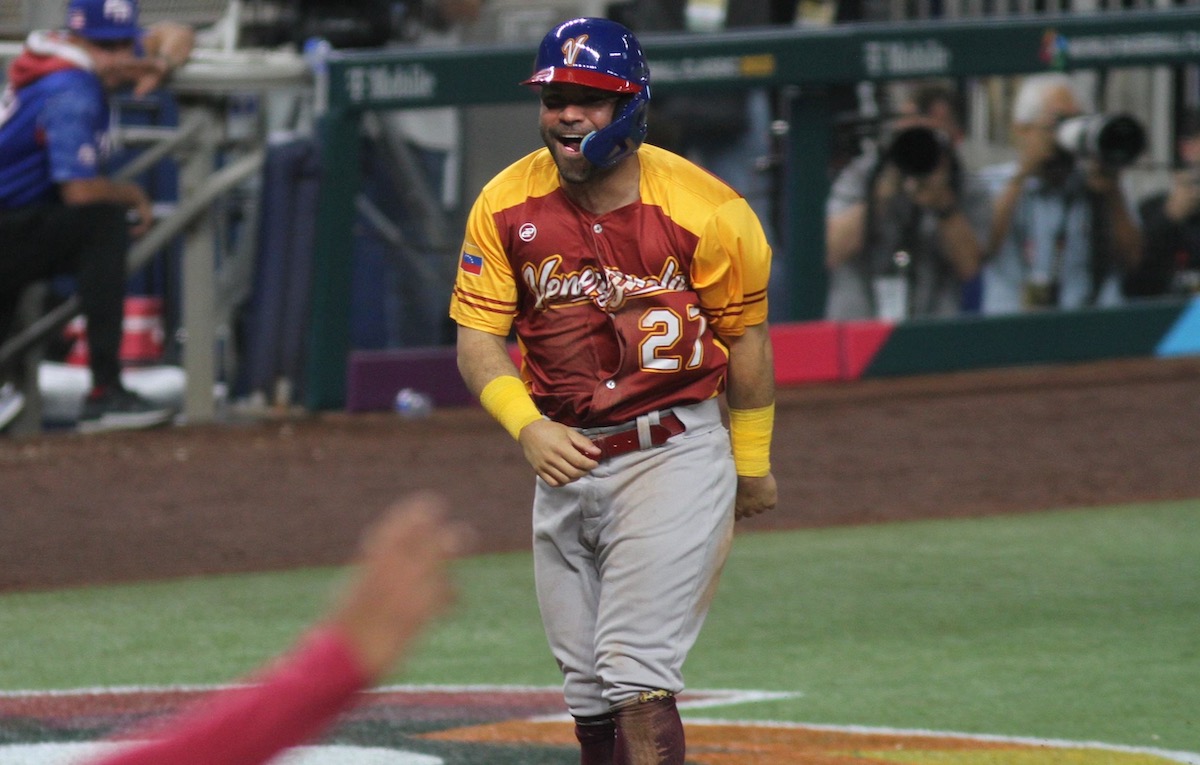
[728,403,774,477]
[479,375,543,441]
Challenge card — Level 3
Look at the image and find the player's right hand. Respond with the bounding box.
[518,419,601,487]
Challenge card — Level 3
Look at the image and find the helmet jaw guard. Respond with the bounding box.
[580,88,651,168]
[523,17,651,169]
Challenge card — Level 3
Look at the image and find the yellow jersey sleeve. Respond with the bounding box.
[449,192,518,337]
[691,196,772,337]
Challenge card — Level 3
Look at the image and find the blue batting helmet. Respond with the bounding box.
[522,18,651,168]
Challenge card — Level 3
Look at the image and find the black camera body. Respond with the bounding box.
[885,125,952,177]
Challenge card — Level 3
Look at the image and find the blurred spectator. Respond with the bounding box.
[349,0,483,349]
[981,73,1142,313]
[85,492,469,765]
[1126,111,1200,298]
[0,0,192,433]
[380,0,483,348]
[824,81,990,320]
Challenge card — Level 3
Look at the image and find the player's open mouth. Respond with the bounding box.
[557,134,585,155]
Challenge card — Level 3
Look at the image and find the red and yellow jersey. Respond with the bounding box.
[450,143,771,427]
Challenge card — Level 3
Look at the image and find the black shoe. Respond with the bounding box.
[78,386,174,434]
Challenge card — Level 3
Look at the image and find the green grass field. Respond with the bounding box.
[2,500,1197,753]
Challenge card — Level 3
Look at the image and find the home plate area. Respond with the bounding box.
[1,686,1197,764]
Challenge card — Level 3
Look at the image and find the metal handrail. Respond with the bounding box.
[113,111,209,181]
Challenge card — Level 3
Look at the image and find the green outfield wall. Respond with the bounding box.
[863,300,1192,377]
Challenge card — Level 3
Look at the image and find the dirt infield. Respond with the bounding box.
[2,355,1199,592]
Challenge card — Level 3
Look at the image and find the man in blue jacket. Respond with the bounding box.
[0,0,192,433]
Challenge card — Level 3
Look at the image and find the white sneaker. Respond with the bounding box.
[0,383,26,432]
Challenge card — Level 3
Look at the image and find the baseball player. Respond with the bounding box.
[450,17,777,764]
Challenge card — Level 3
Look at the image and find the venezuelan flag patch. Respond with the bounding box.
[460,252,483,276]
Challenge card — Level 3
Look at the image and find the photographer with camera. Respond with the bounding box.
[825,82,990,321]
[1126,110,1200,298]
[981,73,1143,313]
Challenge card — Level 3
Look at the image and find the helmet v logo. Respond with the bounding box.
[523,18,649,168]
[561,35,589,67]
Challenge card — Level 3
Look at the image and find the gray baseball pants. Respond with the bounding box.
[532,398,736,718]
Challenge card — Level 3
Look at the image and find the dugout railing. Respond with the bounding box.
[0,42,310,427]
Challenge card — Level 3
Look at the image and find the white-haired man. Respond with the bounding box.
[982,73,1142,313]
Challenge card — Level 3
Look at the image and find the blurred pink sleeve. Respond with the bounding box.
[90,626,369,765]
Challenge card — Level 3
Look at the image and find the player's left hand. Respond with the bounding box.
[735,472,777,521]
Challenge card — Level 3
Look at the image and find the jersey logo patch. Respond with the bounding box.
[519,223,537,242]
[460,252,484,276]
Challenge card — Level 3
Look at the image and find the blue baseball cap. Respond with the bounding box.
[66,0,142,42]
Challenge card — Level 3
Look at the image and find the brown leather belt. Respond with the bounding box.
[589,412,686,461]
